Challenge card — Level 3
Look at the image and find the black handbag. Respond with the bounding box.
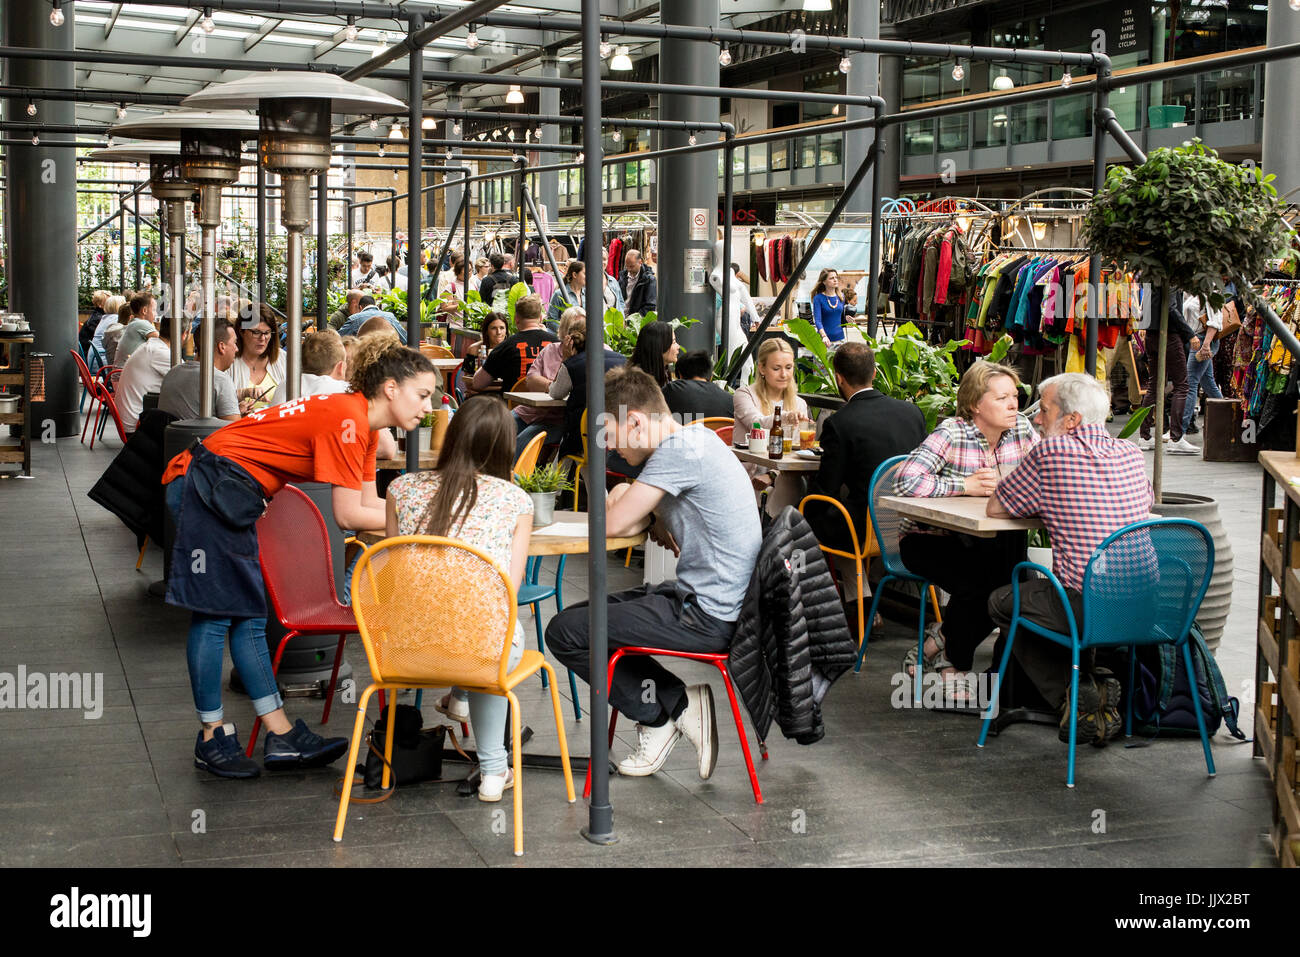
[362,703,468,790]
[188,444,268,530]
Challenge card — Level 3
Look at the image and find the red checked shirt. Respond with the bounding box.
[994,423,1153,591]
[894,415,1038,535]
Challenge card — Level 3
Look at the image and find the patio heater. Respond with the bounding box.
[88,141,187,366]
[109,111,259,416]
[181,74,406,401]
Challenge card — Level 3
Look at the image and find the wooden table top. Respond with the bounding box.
[732,445,822,472]
[878,494,1043,538]
[430,357,463,372]
[376,449,439,471]
[357,511,647,556]
[505,391,565,409]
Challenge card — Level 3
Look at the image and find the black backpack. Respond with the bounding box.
[1131,622,1246,741]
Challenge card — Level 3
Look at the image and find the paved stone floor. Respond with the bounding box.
[0,417,1279,867]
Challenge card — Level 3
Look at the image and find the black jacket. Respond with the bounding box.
[805,389,927,552]
[87,408,178,547]
[729,507,857,745]
[619,265,657,316]
[479,268,517,307]
[558,348,626,460]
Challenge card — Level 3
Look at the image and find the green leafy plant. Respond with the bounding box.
[1083,138,1292,309]
[513,461,574,494]
[505,281,530,326]
[1116,405,1151,440]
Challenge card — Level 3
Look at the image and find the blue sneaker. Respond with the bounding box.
[263,718,349,770]
[194,723,261,779]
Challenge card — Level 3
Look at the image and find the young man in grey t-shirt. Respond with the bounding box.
[546,367,762,780]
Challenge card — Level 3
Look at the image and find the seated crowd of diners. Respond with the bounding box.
[84,274,1154,799]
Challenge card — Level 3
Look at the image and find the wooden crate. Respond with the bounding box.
[1270,508,1285,548]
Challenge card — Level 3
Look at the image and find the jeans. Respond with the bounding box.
[1181,338,1223,433]
[448,627,524,775]
[513,412,553,462]
[187,614,284,722]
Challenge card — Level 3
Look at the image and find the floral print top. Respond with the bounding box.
[388,471,533,573]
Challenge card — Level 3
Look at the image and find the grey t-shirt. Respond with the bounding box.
[636,424,762,622]
[115,319,157,364]
[158,360,240,420]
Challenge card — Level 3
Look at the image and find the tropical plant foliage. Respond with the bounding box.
[1082,138,1292,308]
[513,461,574,494]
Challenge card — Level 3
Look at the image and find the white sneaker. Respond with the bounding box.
[675,685,718,780]
[435,692,470,723]
[478,767,514,802]
[1168,436,1200,455]
[1135,436,1156,450]
[1161,432,1171,442]
[617,720,680,777]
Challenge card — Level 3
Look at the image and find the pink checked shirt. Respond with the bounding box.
[994,423,1153,591]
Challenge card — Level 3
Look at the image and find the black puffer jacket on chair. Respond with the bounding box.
[88,408,178,547]
[728,506,856,746]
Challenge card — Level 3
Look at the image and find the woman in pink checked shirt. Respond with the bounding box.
[893,361,1039,704]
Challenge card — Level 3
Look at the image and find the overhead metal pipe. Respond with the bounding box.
[405,11,424,474]
[342,0,510,82]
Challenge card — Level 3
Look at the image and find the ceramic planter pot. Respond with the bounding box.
[1150,493,1233,654]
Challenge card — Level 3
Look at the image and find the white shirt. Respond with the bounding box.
[225,352,287,410]
[116,338,172,433]
[300,373,351,397]
[1182,293,1223,334]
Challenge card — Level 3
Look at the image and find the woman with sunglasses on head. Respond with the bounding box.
[163,334,438,779]
[227,304,287,415]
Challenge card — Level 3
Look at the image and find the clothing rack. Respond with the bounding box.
[993,245,1091,253]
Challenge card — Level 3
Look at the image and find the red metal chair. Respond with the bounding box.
[89,373,128,448]
[581,646,765,804]
[71,348,102,442]
[246,484,467,755]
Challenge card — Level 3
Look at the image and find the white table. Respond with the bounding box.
[505,391,565,409]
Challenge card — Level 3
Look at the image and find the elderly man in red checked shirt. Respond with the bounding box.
[986,372,1154,742]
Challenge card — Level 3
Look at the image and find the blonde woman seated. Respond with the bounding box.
[732,337,810,515]
[892,360,1039,701]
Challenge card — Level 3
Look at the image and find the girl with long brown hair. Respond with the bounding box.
[384,396,534,802]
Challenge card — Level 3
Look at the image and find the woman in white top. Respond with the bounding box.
[225,304,287,413]
[732,337,811,515]
[468,258,492,294]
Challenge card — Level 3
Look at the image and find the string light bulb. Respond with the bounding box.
[26,101,37,118]
[422,117,435,130]
[718,42,732,67]
[576,152,584,164]
[345,17,359,42]
[839,56,852,74]
[952,61,965,82]
[599,37,612,59]
[507,128,515,141]
[201,7,216,33]
[378,144,385,157]
[451,121,461,135]
[611,129,622,143]
[465,25,480,50]
[393,169,399,181]
[1292,0,1300,10]
[688,132,697,146]
[534,127,542,139]
[831,104,839,115]
[1060,70,1073,89]
[369,117,378,130]
[116,103,127,119]
[49,2,64,27]
[31,134,39,145]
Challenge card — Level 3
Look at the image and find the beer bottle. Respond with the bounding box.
[769,403,784,460]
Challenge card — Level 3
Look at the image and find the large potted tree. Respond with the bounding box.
[1083,138,1291,651]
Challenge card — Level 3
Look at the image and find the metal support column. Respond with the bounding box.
[443,87,464,234]
[580,0,615,849]
[406,12,424,473]
[257,165,267,304]
[317,170,328,328]
[4,0,78,435]
[166,201,186,366]
[537,59,560,226]
[1263,6,1300,198]
[720,131,734,361]
[1086,61,1111,376]
[659,0,721,351]
[845,0,880,216]
[134,192,142,289]
[119,201,127,290]
[877,22,903,202]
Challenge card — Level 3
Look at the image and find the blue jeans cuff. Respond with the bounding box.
[250,692,284,716]
[197,707,224,723]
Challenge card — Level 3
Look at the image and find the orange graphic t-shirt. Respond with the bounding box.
[162,392,379,495]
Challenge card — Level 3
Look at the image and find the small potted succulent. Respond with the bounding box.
[514,462,573,527]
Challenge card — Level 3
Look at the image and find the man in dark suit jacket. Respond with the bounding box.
[805,342,927,553]
[619,249,657,316]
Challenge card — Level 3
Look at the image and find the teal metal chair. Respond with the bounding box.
[519,554,582,720]
[977,518,1216,788]
[855,455,945,705]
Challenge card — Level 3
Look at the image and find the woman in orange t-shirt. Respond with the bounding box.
[163,337,438,779]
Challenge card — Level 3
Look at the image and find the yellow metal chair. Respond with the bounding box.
[561,408,590,512]
[688,416,734,433]
[513,430,547,478]
[505,376,530,410]
[798,494,941,647]
[420,343,455,359]
[333,536,576,857]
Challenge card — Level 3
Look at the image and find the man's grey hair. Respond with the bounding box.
[1039,373,1110,425]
